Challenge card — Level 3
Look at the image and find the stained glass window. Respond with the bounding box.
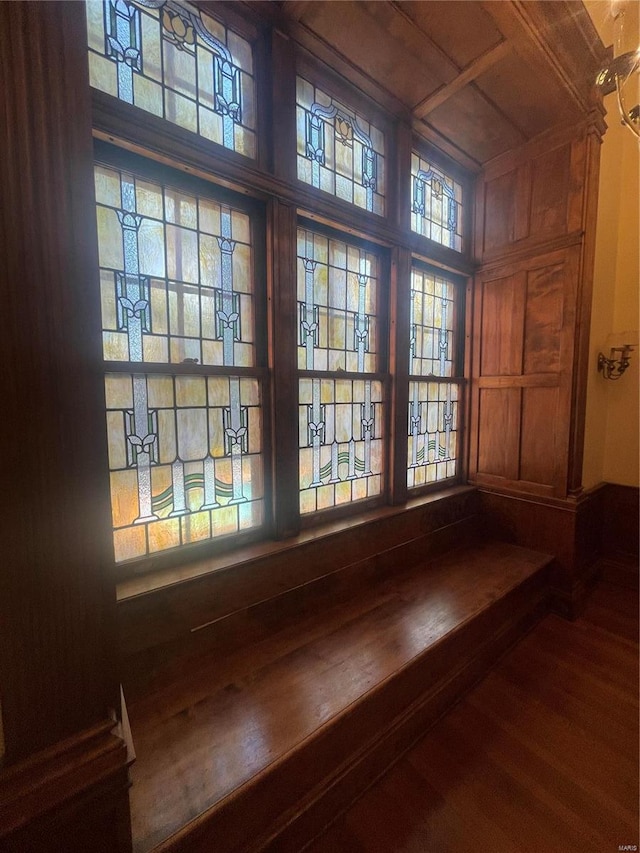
[95,161,263,562]
[297,227,384,515]
[106,373,263,562]
[95,164,255,367]
[86,0,256,158]
[410,268,456,377]
[407,266,460,489]
[296,229,379,372]
[299,378,384,515]
[407,381,458,488]
[411,152,463,251]
[296,77,385,215]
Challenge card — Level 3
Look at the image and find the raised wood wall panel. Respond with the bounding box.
[528,143,571,238]
[479,272,525,376]
[483,169,517,252]
[476,127,594,265]
[472,247,578,496]
[522,261,566,375]
[477,389,521,480]
[519,386,560,486]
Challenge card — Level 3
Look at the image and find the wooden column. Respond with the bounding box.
[0,3,130,848]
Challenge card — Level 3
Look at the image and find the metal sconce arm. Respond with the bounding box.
[597,345,635,380]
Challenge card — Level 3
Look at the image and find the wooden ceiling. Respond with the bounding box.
[266,0,607,169]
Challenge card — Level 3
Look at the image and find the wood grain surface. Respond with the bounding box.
[306,557,639,853]
[126,541,551,852]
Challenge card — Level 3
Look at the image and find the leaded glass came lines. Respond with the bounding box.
[86,0,256,157]
[410,152,463,251]
[407,381,458,488]
[296,76,385,215]
[299,378,383,514]
[106,373,263,561]
[410,268,456,377]
[95,164,255,367]
[296,229,378,372]
[407,265,460,490]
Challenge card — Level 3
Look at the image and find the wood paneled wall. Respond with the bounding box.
[470,119,605,499]
[470,115,607,617]
[0,3,130,849]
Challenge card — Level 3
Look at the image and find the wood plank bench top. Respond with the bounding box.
[126,541,552,852]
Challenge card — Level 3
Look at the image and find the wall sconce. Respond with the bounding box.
[595,2,640,139]
[597,343,635,379]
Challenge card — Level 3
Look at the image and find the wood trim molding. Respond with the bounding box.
[0,721,130,848]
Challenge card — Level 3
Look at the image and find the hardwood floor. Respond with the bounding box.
[306,559,639,853]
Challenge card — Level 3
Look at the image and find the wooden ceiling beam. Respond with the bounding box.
[413,40,512,119]
[282,1,313,23]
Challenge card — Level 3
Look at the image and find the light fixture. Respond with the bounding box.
[595,3,640,139]
[597,343,635,379]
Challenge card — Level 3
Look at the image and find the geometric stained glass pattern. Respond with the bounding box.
[105,373,263,561]
[297,228,378,373]
[410,267,456,378]
[407,381,458,489]
[86,0,256,158]
[296,76,385,216]
[410,152,463,251]
[95,164,255,367]
[299,378,383,515]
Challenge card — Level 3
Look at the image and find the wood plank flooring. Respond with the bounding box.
[305,558,639,853]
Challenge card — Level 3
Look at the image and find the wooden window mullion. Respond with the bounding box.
[390,246,411,505]
[268,197,300,538]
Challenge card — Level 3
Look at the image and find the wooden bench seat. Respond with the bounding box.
[126,541,553,853]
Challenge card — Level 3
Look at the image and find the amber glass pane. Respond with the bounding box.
[95,164,255,367]
[296,228,379,372]
[86,0,256,158]
[105,373,263,561]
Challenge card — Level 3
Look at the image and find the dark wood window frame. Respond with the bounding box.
[88,0,474,582]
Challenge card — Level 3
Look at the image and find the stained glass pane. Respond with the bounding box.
[95,164,255,367]
[410,268,456,378]
[297,229,378,372]
[105,373,263,561]
[86,0,256,158]
[296,76,385,216]
[407,381,458,489]
[299,378,383,514]
[410,152,463,251]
